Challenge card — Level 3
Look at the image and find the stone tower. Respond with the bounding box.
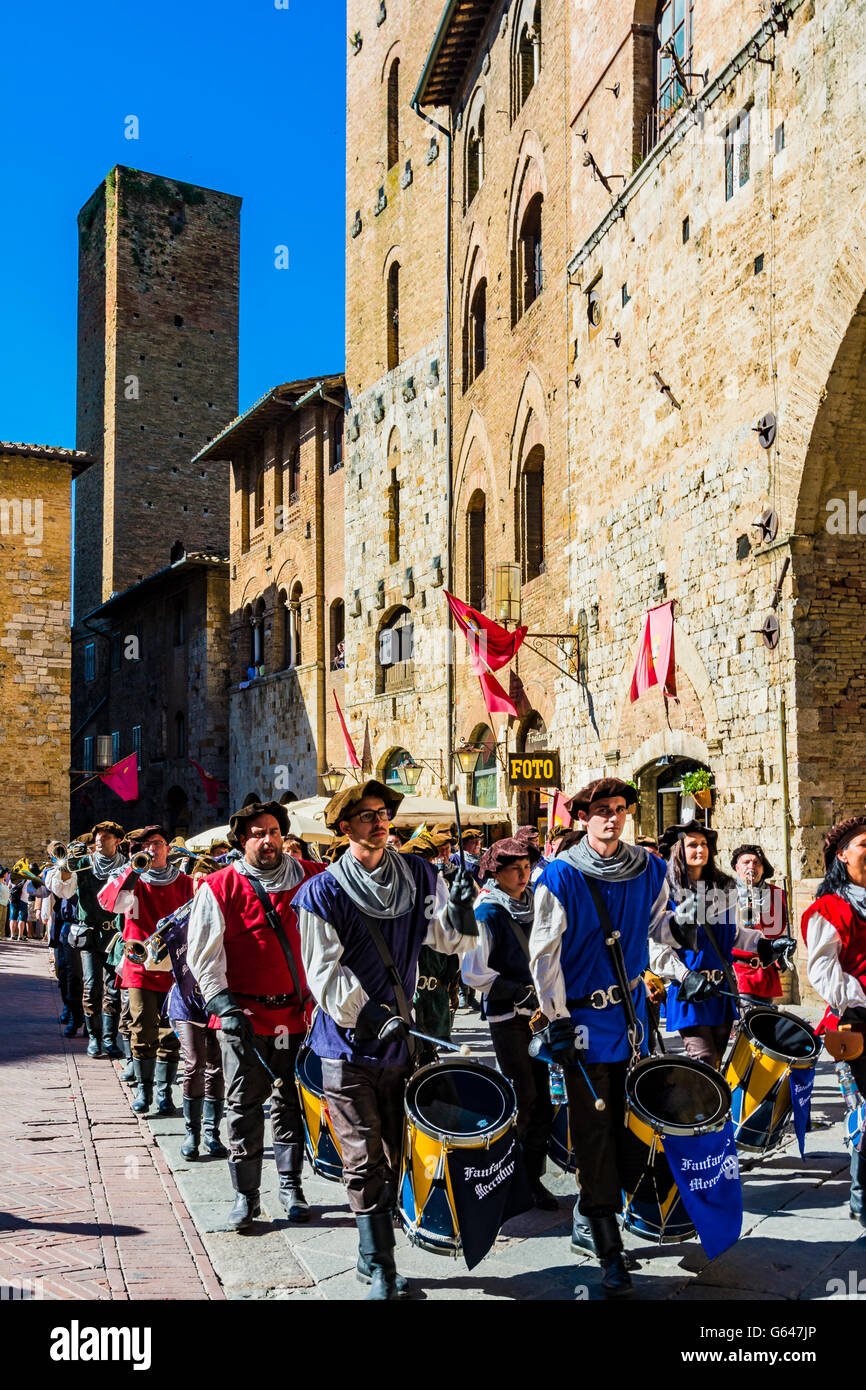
[74,165,241,618]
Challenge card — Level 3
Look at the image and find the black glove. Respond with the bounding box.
[756,935,796,969]
[677,970,718,1004]
[529,1017,579,1064]
[668,892,699,951]
[486,978,539,1013]
[354,999,410,1044]
[204,989,251,1040]
[446,869,478,937]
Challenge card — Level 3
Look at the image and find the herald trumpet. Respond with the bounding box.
[130,850,153,872]
[51,840,91,874]
[11,858,45,888]
[124,897,194,966]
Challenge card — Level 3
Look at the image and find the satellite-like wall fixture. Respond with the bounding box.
[753,614,781,649]
[753,412,777,449]
[752,508,779,543]
[582,150,626,195]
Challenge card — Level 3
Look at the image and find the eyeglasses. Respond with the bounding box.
[348,807,391,825]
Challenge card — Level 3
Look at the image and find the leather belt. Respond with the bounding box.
[700,969,724,984]
[241,992,294,1008]
[567,976,643,1011]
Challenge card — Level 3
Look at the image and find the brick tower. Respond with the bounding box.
[74,165,241,618]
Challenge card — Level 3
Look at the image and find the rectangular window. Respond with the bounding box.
[132,725,142,771]
[174,599,186,646]
[83,736,94,773]
[96,734,113,768]
[725,109,751,201]
[84,642,95,682]
[111,731,121,762]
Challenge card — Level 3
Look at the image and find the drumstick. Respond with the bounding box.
[448,783,466,874]
[409,1027,472,1058]
[247,1035,284,1088]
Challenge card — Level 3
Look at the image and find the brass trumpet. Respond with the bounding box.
[130,850,153,872]
[124,897,194,965]
[51,840,92,874]
[11,858,44,887]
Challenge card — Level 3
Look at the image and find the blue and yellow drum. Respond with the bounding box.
[295,1043,344,1182]
[399,1059,517,1258]
[622,1056,731,1244]
[725,1007,819,1154]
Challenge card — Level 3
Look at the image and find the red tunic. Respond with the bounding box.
[98,867,193,993]
[206,859,322,1036]
[732,884,788,1000]
[801,892,866,1033]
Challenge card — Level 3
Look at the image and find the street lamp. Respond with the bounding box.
[321,767,346,794]
[395,756,423,790]
[493,562,521,626]
[453,742,481,776]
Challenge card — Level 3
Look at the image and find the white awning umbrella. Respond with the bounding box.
[389,795,508,828]
[186,810,333,849]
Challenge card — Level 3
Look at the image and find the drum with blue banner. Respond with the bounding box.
[725,1007,819,1154]
[622,1055,732,1244]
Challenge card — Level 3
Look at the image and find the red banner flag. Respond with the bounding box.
[333,691,361,769]
[99,753,139,803]
[189,758,222,808]
[549,789,573,831]
[479,671,518,719]
[445,591,527,675]
[629,600,677,703]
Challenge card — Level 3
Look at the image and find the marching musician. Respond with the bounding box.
[450,826,484,885]
[397,832,460,1054]
[293,779,479,1301]
[185,801,322,1232]
[54,822,127,1059]
[730,844,789,1008]
[166,855,228,1163]
[461,837,558,1211]
[802,816,866,1225]
[529,779,678,1297]
[653,821,791,1070]
[97,827,192,1116]
[44,842,84,1037]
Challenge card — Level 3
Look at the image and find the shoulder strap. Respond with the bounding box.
[499,907,531,961]
[580,872,643,1057]
[245,874,310,1007]
[356,909,416,1062]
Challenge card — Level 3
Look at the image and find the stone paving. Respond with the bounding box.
[4,940,866,1302]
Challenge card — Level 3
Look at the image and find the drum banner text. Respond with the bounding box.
[790,1068,815,1159]
[161,912,207,1018]
[447,1131,534,1270]
[660,1121,743,1262]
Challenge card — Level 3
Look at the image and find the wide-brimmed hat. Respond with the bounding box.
[324,778,403,832]
[730,843,775,879]
[659,819,718,860]
[91,820,124,839]
[227,801,289,848]
[566,778,638,818]
[191,854,221,877]
[128,824,169,852]
[461,826,482,841]
[823,816,866,870]
[479,836,539,879]
[400,830,439,858]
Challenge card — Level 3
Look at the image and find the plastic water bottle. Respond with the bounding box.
[549,1063,566,1104]
[836,1061,862,1110]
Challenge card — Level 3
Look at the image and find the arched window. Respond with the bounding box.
[514,1,541,117]
[386,428,401,564]
[383,746,416,796]
[376,606,414,694]
[243,603,256,671]
[253,465,265,529]
[288,447,301,506]
[387,262,400,371]
[467,490,486,610]
[519,445,545,582]
[466,279,487,386]
[468,724,498,808]
[253,597,266,672]
[387,58,400,169]
[517,194,543,319]
[330,598,345,669]
[174,711,186,758]
[467,105,484,205]
[288,582,303,667]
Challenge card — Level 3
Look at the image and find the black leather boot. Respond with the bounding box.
[120,1035,135,1083]
[356,1211,408,1300]
[131,1057,156,1114]
[180,1097,203,1159]
[102,1013,123,1059]
[154,1059,178,1116]
[273,1142,312,1223]
[570,1206,597,1255]
[524,1152,559,1211]
[84,1014,102,1058]
[202,1099,229,1157]
[588,1215,633,1299]
[227,1158,262,1232]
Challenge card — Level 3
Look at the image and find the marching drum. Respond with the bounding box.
[725,1007,819,1154]
[295,1043,344,1182]
[622,1055,732,1244]
[399,1059,517,1258]
[548,1101,577,1174]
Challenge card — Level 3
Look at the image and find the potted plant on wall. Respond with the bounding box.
[680,768,714,811]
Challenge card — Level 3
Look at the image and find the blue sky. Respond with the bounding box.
[0,0,347,449]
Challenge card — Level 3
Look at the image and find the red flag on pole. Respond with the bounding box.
[629,601,677,703]
[333,691,361,769]
[479,671,519,719]
[444,591,527,675]
[549,789,573,831]
[189,758,222,808]
[99,753,139,803]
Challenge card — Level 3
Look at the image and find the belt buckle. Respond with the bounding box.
[589,988,607,1010]
[607,984,622,1007]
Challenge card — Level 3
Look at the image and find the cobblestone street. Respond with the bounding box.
[4,939,866,1303]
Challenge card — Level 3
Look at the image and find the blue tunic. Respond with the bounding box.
[665,914,738,1031]
[474,897,533,989]
[536,853,668,1064]
[294,854,438,1068]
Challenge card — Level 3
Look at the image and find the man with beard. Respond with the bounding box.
[58,822,127,1058]
[186,801,322,1231]
[293,779,479,1300]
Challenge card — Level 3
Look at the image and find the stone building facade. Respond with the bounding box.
[343,0,454,803]
[194,377,346,805]
[0,444,89,863]
[70,553,230,839]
